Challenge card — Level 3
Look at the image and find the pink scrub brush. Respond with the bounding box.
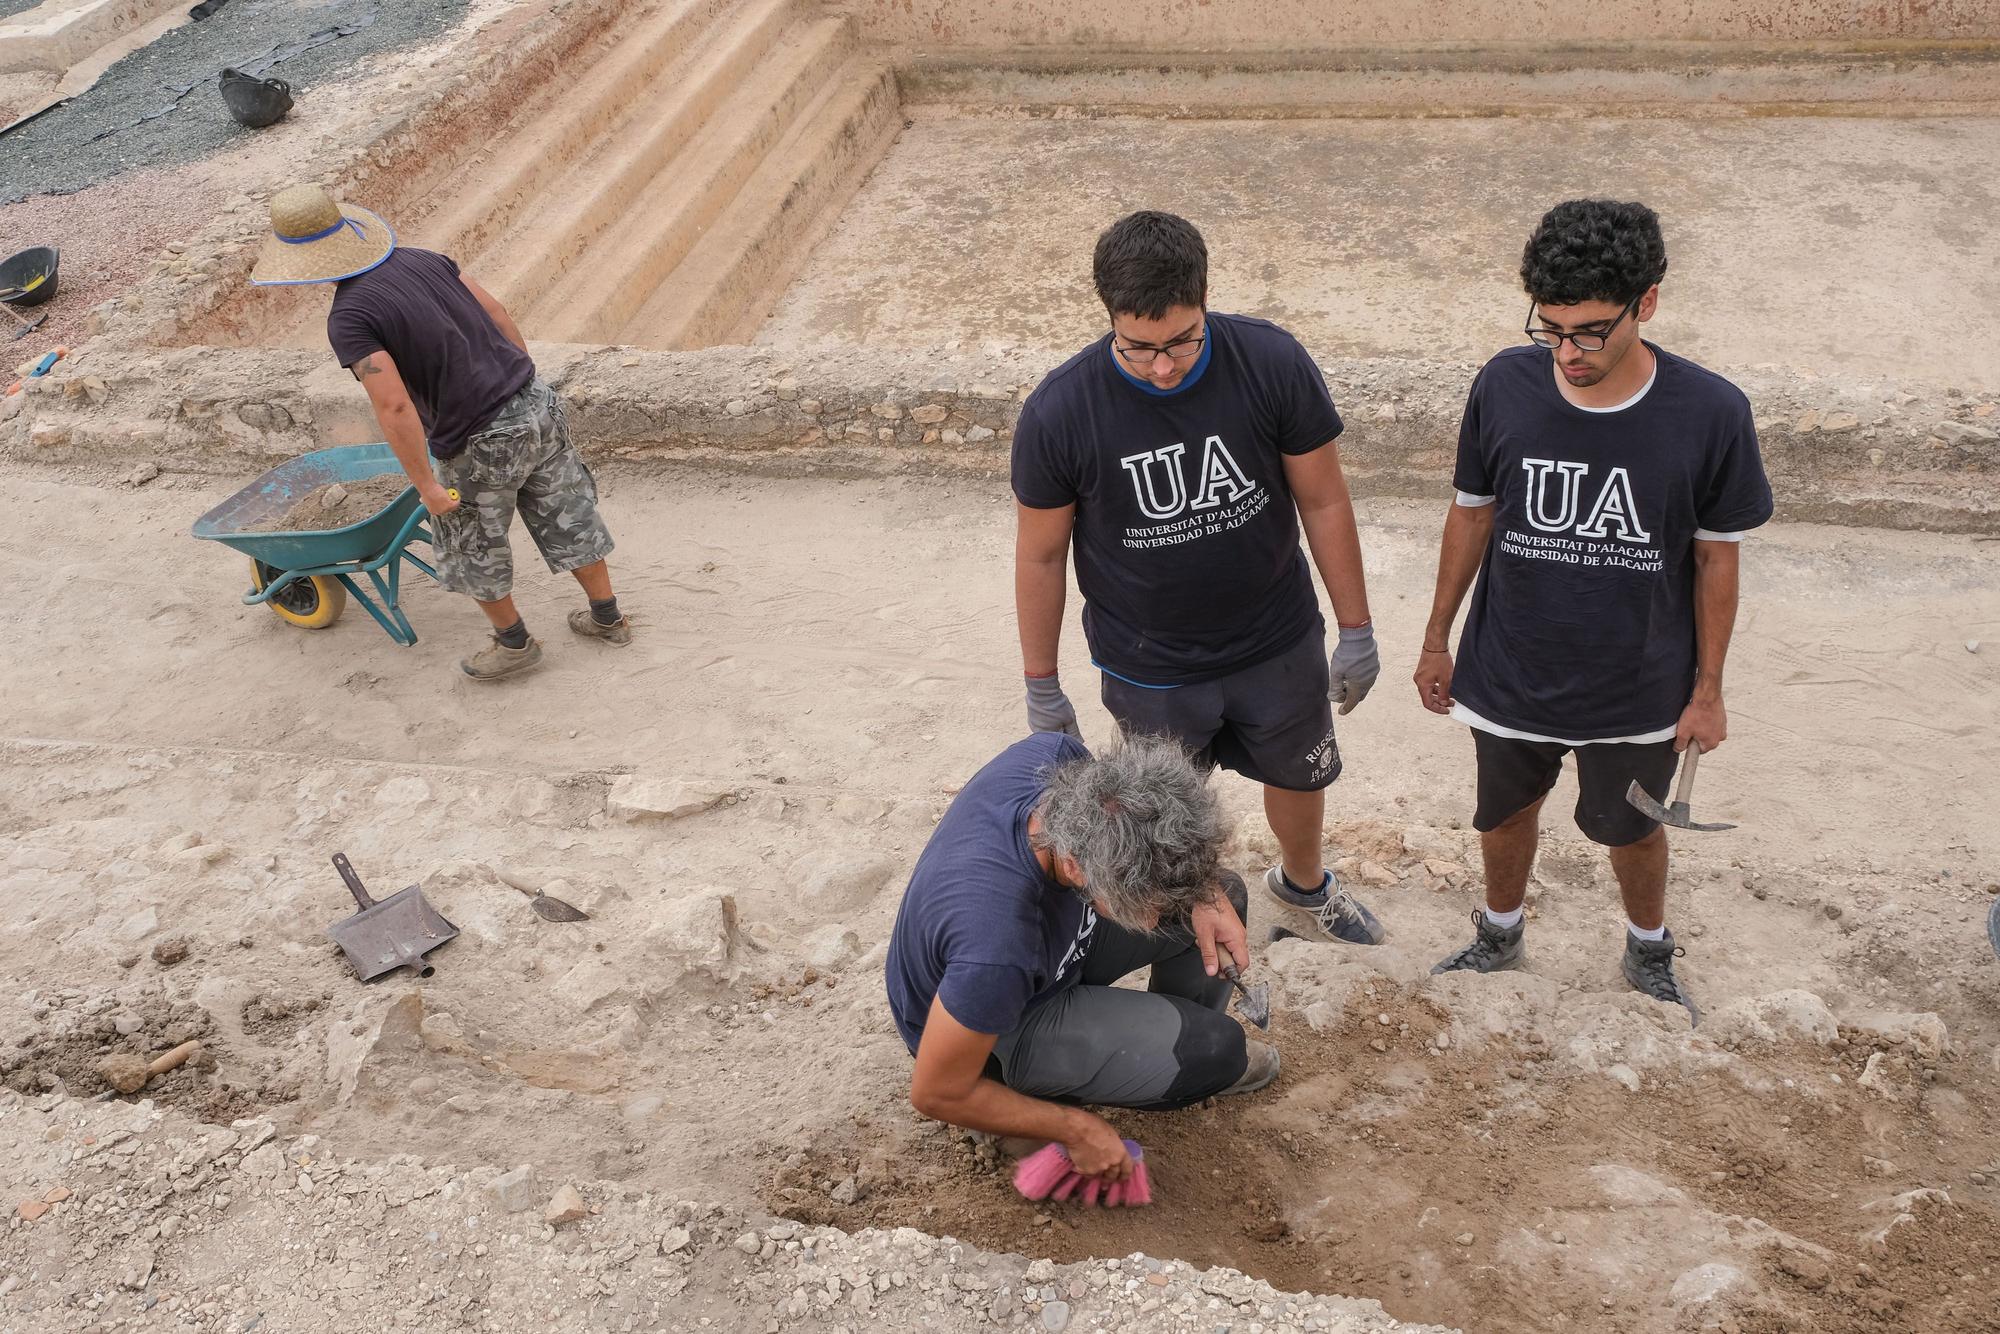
[1012,1138,1152,1207]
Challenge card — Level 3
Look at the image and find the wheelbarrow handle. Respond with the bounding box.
[332,851,378,910]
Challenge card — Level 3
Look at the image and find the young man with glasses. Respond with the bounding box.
[1411,199,1772,1020]
[1012,210,1385,947]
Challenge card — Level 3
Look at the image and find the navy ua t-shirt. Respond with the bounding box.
[886,733,1098,1054]
[1011,312,1343,686]
[1450,343,1774,742]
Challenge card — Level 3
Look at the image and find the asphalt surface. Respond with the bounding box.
[0,0,471,203]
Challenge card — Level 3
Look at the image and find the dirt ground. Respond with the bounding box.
[756,114,2000,389]
[3,464,1997,1331]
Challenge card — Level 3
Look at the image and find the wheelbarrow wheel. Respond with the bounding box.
[251,560,346,629]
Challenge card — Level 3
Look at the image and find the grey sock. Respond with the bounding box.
[495,619,529,650]
[589,596,621,627]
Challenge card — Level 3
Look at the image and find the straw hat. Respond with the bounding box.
[249,185,396,286]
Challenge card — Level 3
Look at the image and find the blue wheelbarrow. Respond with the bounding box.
[192,443,439,646]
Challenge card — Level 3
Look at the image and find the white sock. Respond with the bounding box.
[1483,905,1524,930]
[1628,920,1667,943]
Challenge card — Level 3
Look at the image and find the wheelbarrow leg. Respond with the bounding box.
[335,571,418,647]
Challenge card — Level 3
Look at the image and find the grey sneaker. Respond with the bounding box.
[1218,1039,1280,1097]
[1623,928,1698,1025]
[1431,909,1526,975]
[461,636,543,681]
[568,608,632,645]
[1262,865,1385,946]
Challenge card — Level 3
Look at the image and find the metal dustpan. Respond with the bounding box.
[326,851,458,980]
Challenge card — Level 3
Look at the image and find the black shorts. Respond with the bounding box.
[1471,729,1678,847]
[1100,629,1338,792]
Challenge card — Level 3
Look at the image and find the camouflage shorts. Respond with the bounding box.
[432,380,614,603]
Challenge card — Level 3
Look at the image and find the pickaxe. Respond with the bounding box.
[1625,741,1736,832]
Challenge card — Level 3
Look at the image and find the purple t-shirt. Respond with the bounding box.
[326,247,534,460]
[885,734,1097,1054]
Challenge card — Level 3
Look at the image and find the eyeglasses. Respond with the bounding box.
[1113,328,1206,366]
[1524,295,1639,352]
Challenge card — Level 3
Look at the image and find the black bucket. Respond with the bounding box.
[220,68,293,129]
[0,247,59,307]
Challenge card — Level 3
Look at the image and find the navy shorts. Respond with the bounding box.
[1100,629,1338,792]
[1471,729,1679,847]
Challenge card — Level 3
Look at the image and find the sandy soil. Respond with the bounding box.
[243,472,407,531]
[2,463,1997,1331]
[756,114,2000,391]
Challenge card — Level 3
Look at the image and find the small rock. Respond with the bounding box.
[544,1184,588,1226]
[725,399,749,416]
[484,1164,536,1212]
[317,483,349,511]
[151,936,191,967]
[909,404,948,425]
[1551,1231,1567,1245]
[124,462,162,487]
[1605,1064,1641,1093]
[1369,1038,1388,1053]
[733,1232,761,1254]
[121,907,160,941]
[1041,1299,1072,1332]
[408,1076,439,1098]
[1935,420,1997,446]
[828,1176,859,1205]
[659,1226,691,1254]
[1454,1232,1475,1246]
[964,424,996,443]
[112,1012,144,1036]
[16,1199,50,1222]
[1968,641,1981,654]
[1433,1032,1451,1052]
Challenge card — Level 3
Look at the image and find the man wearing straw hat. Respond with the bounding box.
[251,184,629,680]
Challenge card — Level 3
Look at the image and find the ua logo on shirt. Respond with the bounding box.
[1052,904,1098,983]
[1520,458,1654,545]
[1120,436,1258,520]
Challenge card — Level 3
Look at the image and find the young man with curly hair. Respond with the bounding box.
[1411,200,1772,1020]
[1012,211,1385,948]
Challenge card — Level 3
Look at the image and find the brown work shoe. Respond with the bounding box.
[568,608,632,646]
[461,636,543,680]
[1218,1039,1280,1097]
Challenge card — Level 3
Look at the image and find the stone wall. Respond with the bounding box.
[7,341,1994,533]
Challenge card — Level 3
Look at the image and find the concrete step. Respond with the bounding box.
[618,59,900,349]
[470,0,816,313]
[422,0,761,264]
[531,11,859,343]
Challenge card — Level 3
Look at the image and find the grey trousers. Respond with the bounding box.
[990,875,1251,1110]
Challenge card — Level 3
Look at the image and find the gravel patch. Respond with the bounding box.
[0,164,232,352]
[0,0,471,204]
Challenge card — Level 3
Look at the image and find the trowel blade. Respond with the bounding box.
[1234,983,1272,1030]
[1987,896,2000,962]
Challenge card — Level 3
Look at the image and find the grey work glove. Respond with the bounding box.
[1329,622,1381,716]
[1025,673,1083,739]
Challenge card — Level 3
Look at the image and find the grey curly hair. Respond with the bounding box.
[1031,734,1223,930]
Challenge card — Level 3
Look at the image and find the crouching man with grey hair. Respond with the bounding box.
[887,732,1275,1183]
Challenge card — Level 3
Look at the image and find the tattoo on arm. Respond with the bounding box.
[350,356,382,382]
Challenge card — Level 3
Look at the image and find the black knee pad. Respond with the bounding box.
[1142,1000,1249,1111]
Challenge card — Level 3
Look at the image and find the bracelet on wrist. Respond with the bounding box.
[1421,644,1449,654]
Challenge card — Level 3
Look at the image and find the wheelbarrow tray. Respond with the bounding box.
[192,443,439,646]
[192,443,419,568]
